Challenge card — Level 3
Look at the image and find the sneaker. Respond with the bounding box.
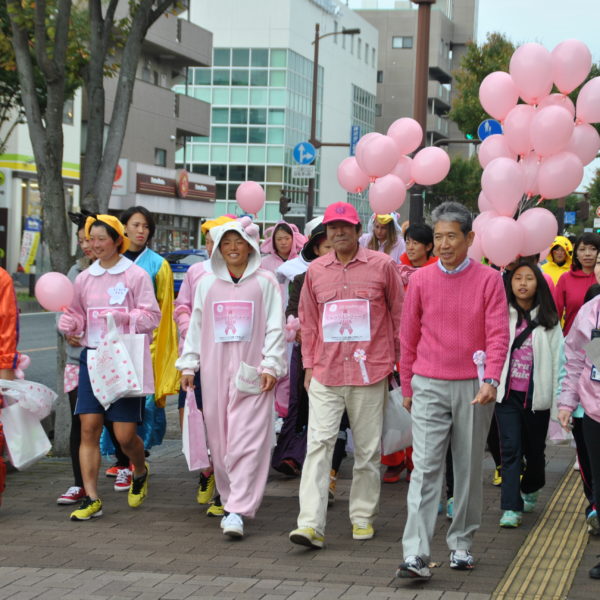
[352,523,374,540]
[196,472,215,505]
[128,463,149,508]
[446,497,454,520]
[492,467,502,486]
[396,555,431,579]
[105,464,122,477]
[113,468,132,492]
[521,491,539,513]
[587,509,600,535]
[328,470,337,506]
[450,550,474,570]
[57,486,86,505]
[277,458,301,477]
[289,527,325,549]
[590,559,600,579]
[70,497,103,521]
[383,463,405,483]
[221,512,244,538]
[499,510,522,528]
[206,495,225,517]
[573,458,580,471]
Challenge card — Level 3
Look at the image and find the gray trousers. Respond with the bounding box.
[402,375,495,560]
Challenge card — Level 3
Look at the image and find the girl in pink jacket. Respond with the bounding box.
[58,215,161,521]
[177,221,287,539]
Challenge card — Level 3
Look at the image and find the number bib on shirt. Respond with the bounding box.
[213,301,254,342]
[322,299,371,343]
[86,306,129,348]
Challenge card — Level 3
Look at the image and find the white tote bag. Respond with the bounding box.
[381,377,413,455]
[87,313,144,409]
[0,401,52,470]
[0,379,57,420]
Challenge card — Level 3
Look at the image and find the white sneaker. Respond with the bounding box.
[221,512,244,538]
[114,468,132,492]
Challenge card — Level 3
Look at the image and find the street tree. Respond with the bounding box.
[426,155,482,214]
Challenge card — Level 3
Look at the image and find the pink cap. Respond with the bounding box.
[322,202,360,225]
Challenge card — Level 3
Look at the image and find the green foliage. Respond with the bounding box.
[425,155,483,214]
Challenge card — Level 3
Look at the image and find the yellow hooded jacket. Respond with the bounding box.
[541,236,573,285]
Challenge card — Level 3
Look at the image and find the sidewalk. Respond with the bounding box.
[1,416,599,599]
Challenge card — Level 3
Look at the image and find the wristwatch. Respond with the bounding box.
[483,378,499,388]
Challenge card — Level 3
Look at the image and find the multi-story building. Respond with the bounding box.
[178,0,378,229]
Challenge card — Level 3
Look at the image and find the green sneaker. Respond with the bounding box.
[521,491,538,513]
[289,527,324,549]
[70,497,103,521]
[499,510,522,528]
[128,462,149,508]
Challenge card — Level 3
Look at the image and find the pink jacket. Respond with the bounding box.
[174,261,212,348]
[62,257,161,393]
[554,269,597,334]
[558,295,600,423]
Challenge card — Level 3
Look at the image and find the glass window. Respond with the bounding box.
[229,165,246,181]
[270,70,286,87]
[187,69,194,85]
[392,36,413,49]
[230,108,248,124]
[266,166,283,182]
[191,145,209,162]
[229,146,247,162]
[231,88,249,105]
[232,48,250,66]
[251,70,268,86]
[191,164,209,175]
[269,89,286,106]
[248,146,266,162]
[216,183,227,200]
[211,146,228,161]
[270,49,287,67]
[357,38,361,60]
[375,103,382,117]
[267,128,284,144]
[247,165,265,180]
[212,108,229,123]
[213,88,229,104]
[211,164,228,180]
[251,49,268,67]
[249,127,266,143]
[194,69,211,85]
[230,127,247,143]
[250,108,267,124]
[154,148,166,167]
[213,69,230,85]
[213,48,230,66]
[250,89,268,105]
[377,70,383,83]
[266,186,280,202]
[211,127,228,143]
[268,108,285,125]
[194,88,211,102]
[267,146,284,163]
[231,70,249,86]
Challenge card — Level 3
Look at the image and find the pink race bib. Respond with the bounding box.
[212,301,254,342]
[322,299,371,343]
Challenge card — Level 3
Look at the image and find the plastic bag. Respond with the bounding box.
[0,379,57,420]
[182,389,210,471]
[381,378,412,455]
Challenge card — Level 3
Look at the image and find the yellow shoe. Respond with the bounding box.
[70,497,103,521]
[197,472,215,505]
[352,523,374,540]
[289,527,325,549]
[492,467,502,486]
[128,462,149,508]
[206,496,225,517]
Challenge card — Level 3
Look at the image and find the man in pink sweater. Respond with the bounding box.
[397,202,509,579]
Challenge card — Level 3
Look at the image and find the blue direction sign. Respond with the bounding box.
[350,125,361,156]
[293,141,316,165]
[477,119,503,141]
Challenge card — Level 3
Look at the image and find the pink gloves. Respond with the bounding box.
[58,313,77,334]
[99,310,130,328]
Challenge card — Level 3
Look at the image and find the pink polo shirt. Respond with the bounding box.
[299,245,403,387]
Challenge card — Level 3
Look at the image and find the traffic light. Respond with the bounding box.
[279,192,290,215]
[465,133,474,140]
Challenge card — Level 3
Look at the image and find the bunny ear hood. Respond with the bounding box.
[209,221,262,282]
[260,220,307,257]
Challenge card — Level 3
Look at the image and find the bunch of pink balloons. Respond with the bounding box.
[236,181,266,215]
[336,118,451,214]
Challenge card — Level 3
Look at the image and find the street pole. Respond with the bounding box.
[409,0,436,225]
[306,23,320,223]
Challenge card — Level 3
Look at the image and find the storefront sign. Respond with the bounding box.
[18,216,42,274]
[136,172,215,201]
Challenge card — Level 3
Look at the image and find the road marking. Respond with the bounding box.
[19,346,57,352]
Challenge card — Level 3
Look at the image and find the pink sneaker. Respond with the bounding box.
[57,486,86,505]
[114,468,132,492]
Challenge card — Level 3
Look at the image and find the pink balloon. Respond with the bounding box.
[387,118,423,155]
[481,216,524,267]
[235,181,265,214]
[509,43,553,104]
[354,132,381,167]
[356,134,398,178]
[368,174,406,214]
[477,134,517,169]
[481,157,525,217]
[479,71,519,121]
[566,123,600,166]
[517,208,558,256]
[467,233,484,262]
[530,105,574,158]
[503,104,535,156]
[576,77,600,124]
[551,39,592,95]
[537,93,576,118]
[337,157,370,193]
[34,272,74,312]
[390,155,413,184]
[538,151,584,199]
[478,191,493,213]
[519,152,541,197]
[411,147,451,186]
[473,210,499,234]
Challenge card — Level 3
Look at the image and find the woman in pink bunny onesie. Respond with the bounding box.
[177,221,287,539]
[58,215,161,521]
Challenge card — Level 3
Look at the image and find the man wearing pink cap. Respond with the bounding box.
[289,202,404,548]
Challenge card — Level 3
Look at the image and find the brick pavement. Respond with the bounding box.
[1,415,599,600]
